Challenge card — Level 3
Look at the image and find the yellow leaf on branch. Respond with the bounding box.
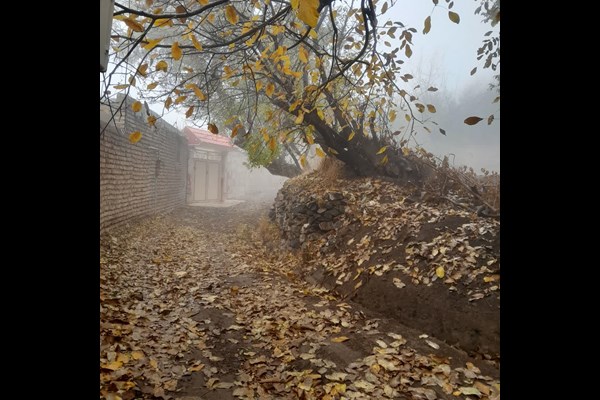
[155,60,168,72]
[265,83,275,97]
[171,42,182,60]
[185,106,194,118]
[297,0,319,28]
[298,46,309,63]
[225,5,239,24]
[191,34,203,51]
[143,38,162,51]
[124,18,144,32]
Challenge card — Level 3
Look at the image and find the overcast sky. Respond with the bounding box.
[388,0,498,97]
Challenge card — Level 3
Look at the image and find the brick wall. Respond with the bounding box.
[100,96,188,232]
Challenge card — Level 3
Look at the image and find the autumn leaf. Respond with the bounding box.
[131,101,142,112]
[143,38,162,51]
[124,18,144,32]
[448,11,460,24]
[348,131,355,141]
[298,46,309,64]
[381,2,389,13]
[147,82,158,90]
[189,363,205,372]
[439,128,446,136]
[207,123,219,134]
[198,0,209,5]
[470,67,477,75]
[300,154,307,168]
[137,63,148,77]
[297,0,319,28]
[376,146,387,155]
[306,133,314,145]
[147,116,157,126]
[393,277,406,288]
[175,5,187,22]
[436,266,445,278]
[191,34,203,51]
[185,106,194,118]
[164,97,172,109]
[186,83,206,101]
[153,18,173,27]
[423,16,431,34]
[427,104,437,113]
[171,42,182,60]
[175,95,187,104]
[155,60,168,72]
[268,137,277,152]
[331,336,350,343]
[265,83,275,97]
[315,147,325,158]
[113,84,129,90]
[464,116,483,125]
[405,45,412,58]
[101,360,123,371]
[129,131,142,144]
[231,124,243,138]
[294,112,304,124]
[225,5,239,24]
[459,387,482,396]
[487,114,495,125]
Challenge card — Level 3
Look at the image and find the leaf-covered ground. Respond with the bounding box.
[273,172,500,357]
[100,202,500,400]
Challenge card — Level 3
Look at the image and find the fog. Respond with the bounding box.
[394,72,500,172]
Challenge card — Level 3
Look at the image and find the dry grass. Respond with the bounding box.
[315,156,347,187]
[256,216,280,244]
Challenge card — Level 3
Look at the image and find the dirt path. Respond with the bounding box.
[100,203,500,400]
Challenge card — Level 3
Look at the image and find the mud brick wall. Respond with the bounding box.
[100,96,188,232]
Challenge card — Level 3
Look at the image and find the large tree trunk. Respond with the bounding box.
[303,108,426,185]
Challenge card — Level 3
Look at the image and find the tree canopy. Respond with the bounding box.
[100,0,499,180]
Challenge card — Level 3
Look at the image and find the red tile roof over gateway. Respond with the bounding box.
[183,126,234,149]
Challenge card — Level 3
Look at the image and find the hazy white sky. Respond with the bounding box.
[387,0,497,97]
